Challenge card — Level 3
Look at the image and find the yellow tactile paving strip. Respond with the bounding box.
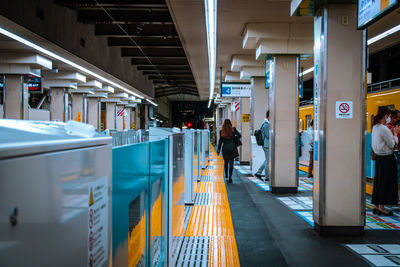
[184,145,240,267]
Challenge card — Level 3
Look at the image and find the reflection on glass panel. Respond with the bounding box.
[128,193,146,267]
[150,179,162,266]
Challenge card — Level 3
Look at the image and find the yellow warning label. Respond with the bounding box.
[89,187,94,206]
[75,112,81,122]
[242,113,251,123]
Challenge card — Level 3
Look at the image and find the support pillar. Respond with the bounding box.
[72,94,84,122]
[87,97,100,129]
[125,108,131,130]
[313,4,364,236]
[50,88,66,121]
[270,55,299,193]
[251,77,269,132]
[106,102,116,130]
[251,76,269,174]
[240,97,251,164]
[4,75,28,119]
[116,105,124,131]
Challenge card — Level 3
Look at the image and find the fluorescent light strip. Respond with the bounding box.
[146,99,158,106]
[0,27,144,99]
[368,24,400,45]
[205,0,217,101]
[300,67,314,77]
[208,99,212,108]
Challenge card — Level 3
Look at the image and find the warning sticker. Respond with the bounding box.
[88,176,108,267]
[336,101,353,119]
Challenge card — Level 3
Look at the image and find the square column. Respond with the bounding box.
[87,97,100,129]
[250,77,269,132]
[270,55,299,193]
[116,105,124,131]
[72,94,84,122]
[250,77,269,175]
[50,88,66,122]
[125,108,131,130]
[240,97,251,164]
[4,75,28,119]
[106,102,116,130]
[313,4,364,236]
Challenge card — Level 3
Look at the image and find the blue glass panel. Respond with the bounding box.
[112,142,150,266]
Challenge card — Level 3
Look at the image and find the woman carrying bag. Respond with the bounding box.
[371,106,400,216]
[217,119,241,183]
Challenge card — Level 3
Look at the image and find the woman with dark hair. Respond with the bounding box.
[217,119,241,183]
[372,106,400,215]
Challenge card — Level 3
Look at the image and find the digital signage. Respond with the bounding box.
[358,0,399,29]
[27,74,42,93]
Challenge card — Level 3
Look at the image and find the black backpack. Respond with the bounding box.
[255,123,265,146]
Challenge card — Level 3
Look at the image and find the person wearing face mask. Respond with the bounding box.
[371,106,400,216]
[387,110,400,184]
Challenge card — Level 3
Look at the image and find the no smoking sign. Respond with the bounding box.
[336,101,353,119]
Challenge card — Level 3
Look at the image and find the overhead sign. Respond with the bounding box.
[336,101,353,119]
[242,113,251,122]
[231,101,240,112]
[221,83,251,98]
[358,0,399,29]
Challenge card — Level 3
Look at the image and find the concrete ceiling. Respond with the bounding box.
[166,0,209,100]
[167,0,313,100]
[168,0,400,99]
[56,0,199,100]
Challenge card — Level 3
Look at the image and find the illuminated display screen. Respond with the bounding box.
[27,74,42,93]
[265,60,271,89]
[358,0,399,29]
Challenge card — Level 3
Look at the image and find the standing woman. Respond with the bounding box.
[217,119,241,183]
[372,106,400,215]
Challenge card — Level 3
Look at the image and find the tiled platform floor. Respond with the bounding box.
[183,145,240,267]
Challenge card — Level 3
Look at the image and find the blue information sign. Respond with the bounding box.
[358,0,399,29]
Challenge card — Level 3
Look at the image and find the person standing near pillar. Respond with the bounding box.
[308,120,314,178]
[372,107,400,216]
[386,110,400,184]
[255,110,270,181]
[217,119,240,183]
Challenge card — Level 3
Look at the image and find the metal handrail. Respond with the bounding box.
[367,77,400,93]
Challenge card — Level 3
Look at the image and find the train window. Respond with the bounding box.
[306,115,312,129]
[299,119,303,131]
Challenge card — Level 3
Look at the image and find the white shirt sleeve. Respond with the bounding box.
[382,126,398,148]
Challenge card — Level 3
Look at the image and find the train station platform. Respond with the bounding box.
[181,145,240,266]
[229,161,400,266]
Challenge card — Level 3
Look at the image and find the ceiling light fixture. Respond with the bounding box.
[0,27,144,99]
[368,24,400,45]
[204,0,217,105]
[299,67,314,77]
[146,99,158,106]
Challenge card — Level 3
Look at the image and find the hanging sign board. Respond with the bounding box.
[221,83,251,98]
[358,0,399,29]
[336,101,353,119]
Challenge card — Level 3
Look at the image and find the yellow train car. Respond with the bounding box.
[299,104,313,131]
[299,87,400,133]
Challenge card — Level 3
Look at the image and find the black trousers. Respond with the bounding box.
[224,158,234,179]
[372,154,398,205]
